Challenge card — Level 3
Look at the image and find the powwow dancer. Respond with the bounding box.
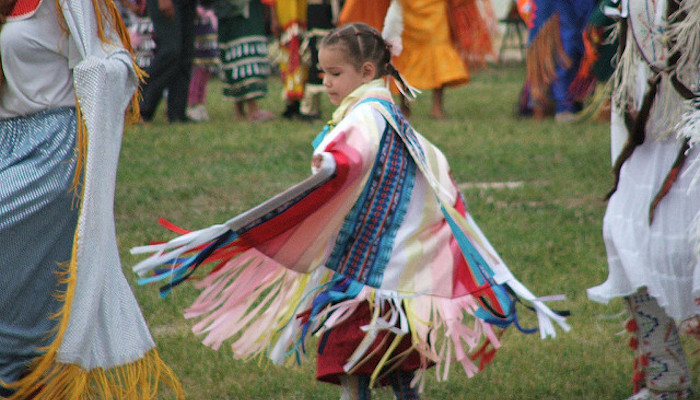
[587,0,700,398]
[298,0,340,121]
[269,0,308,119]
[132,22,569,399]
[212,0,275,122]
[0,0,182,398]
[186,3,219,122]
[382,0,471,119]
[517,0,597,122]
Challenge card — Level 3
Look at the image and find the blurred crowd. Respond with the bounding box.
[115,0,612,125]
[116,0,503,124]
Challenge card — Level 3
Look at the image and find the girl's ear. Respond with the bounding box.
[360,61,376,82]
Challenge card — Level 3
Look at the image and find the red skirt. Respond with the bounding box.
[315,302,426,386]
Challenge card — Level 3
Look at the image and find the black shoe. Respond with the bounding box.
[298,114,322,123]
[282,101,301,119]
[140,112,154,122]
[168,116,198,123]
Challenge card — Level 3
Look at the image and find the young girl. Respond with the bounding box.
[133,22,568,399]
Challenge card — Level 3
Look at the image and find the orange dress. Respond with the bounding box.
[338,0,391,31]
[393,0,469,90]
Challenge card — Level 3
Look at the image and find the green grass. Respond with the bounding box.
[116,65,698,399]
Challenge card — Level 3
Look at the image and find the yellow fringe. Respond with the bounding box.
[6,350,183,400]
[368,335,404,388]
[525,13,572,110]
[69,102,87,198]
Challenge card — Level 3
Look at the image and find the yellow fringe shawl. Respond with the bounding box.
[4,1,181,399]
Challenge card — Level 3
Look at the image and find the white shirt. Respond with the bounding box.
[0,0,81,118]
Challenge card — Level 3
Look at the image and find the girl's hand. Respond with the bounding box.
[312,154,324,170]
[311,153,336,175]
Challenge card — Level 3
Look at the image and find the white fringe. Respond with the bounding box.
[677,100,700,145]
[611,25,640,113]
[652,77,687,139]
[668,0,700,80]
[691,210,700,263]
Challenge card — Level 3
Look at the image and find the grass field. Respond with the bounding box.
[117,64,699,399]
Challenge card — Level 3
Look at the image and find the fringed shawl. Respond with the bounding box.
[132,80,569,389]
[4,0,182,398]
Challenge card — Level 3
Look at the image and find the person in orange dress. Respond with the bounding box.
[339,0,495,119]
[390,0,469,119]
[337,0,391,31]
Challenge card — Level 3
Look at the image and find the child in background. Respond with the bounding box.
[133,22,568,400]
[298,0,339,121]
[186,3,219,122]
[215,0,275,122]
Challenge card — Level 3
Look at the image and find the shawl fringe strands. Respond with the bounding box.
[524,13,572,112]
[134,218,528,390]
[132,82,569,389]
[575,80,613,122]
[670,0,700,143]
[3,0,182,398]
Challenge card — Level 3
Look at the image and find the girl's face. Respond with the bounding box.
[318,45,374,106]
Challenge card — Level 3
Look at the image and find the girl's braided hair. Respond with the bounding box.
[320,22,414,98]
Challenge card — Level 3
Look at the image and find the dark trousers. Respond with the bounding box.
[140,0,196,122]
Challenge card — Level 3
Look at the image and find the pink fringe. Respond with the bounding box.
[185,249,306,356]
[182,249,500,382]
